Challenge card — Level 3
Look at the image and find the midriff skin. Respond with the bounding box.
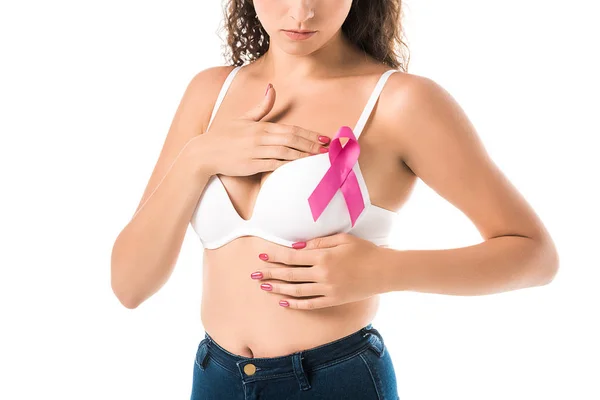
[200,238,384,358]
[198,62,416,358]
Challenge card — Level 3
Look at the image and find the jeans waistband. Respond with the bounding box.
[196,323,385,387]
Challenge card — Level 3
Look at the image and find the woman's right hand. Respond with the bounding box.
[187,83,331,177]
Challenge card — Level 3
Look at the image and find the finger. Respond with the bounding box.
[259,266,317,282]
[280,296,332,310]
[241,83,276,121]
[253,144,316,162]
[255,132,324,156]
[263,122,330,150]
[303,233,350,249]
[261,247,322,266]
[260,282,326,298]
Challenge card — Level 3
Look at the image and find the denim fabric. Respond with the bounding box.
[190,323,399,400]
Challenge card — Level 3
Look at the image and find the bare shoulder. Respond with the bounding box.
[380,71,489,174]
[183,65,238,134]
[377,71,453,154]
[379,71,553,242]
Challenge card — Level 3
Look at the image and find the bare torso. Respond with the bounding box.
[198,60,417,358]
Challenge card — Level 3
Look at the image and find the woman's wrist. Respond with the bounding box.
[181,135,217,178]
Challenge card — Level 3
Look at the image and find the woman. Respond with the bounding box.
[111,0,559,399]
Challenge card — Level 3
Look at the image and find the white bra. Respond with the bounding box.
[190,65,398,249]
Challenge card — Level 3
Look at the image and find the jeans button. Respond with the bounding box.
[243,363,256,375]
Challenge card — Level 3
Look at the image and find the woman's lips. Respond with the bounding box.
[282,30,316,41]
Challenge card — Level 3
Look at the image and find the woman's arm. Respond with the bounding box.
[110,66,233,309]
[377,236,557,295]
[376,75,559,296]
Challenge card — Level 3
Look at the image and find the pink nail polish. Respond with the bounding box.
[279,300,289,307]
[318,135,330,144]
[319,147,329,153]
[259,253,269,261]
[260,283,272,291]
[292,242,306,249]
[251,272,263,279]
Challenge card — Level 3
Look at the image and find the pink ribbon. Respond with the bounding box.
[308,126,365,227]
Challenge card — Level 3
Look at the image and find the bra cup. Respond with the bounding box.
[190,176,241,243]
[250,154,357,243]
[190,155,375,247]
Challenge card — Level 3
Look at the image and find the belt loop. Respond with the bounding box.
[364,327,386,358]
[196,338,210,370]
[292,352,311,391]
[361,323,374,337]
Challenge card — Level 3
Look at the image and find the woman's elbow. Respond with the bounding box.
[534,237,560,287]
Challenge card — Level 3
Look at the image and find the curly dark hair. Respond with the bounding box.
[218,0,410,72]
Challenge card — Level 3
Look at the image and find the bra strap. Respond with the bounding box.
[206,65,243,131]
[353,69,398,139]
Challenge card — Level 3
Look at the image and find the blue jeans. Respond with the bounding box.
[190,323,400,399]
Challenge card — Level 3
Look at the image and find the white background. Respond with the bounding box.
[1,1,598,399]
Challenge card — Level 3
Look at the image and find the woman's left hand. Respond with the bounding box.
[251,233,387,310]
